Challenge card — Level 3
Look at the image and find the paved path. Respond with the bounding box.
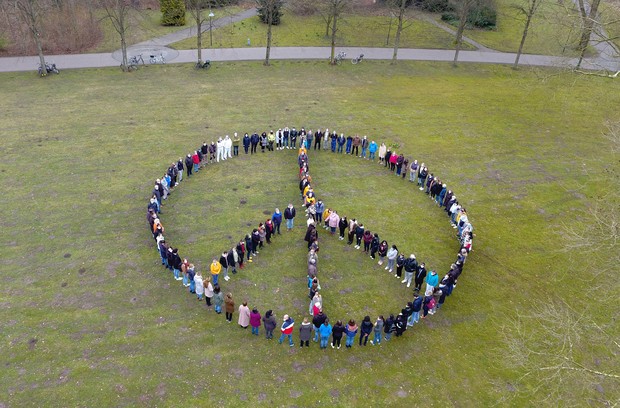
[0,46,611,72]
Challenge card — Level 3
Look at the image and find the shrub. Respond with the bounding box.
[414,0,449,12]
[468,0,496,29]
[256,0,284,25]
[286,0,319,16]
[160,0,186,26]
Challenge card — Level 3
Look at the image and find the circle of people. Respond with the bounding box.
[146,126,475,349]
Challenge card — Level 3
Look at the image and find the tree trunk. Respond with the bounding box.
[197,19,202,63]
[325,15,332,37]
[576,0,602,68]
[34,30,46,76]
[514,6,535,68]
[330,12,338,64]
[392,0,407,64]
[453,20,465,66]
[265,8,272,66]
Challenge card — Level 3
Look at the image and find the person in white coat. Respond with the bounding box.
[216,137,224,162]
[386,245,398,273]
[194,272,204,301]
[223,135,232,159]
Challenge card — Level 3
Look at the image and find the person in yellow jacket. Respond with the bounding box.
[210,258,222,286]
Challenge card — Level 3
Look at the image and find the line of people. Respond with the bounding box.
[146,126,475,349]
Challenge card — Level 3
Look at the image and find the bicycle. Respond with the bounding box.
[126,54,144,71]
[351,54,364,64]
[149,53,166,64]
[38,62,59,76]
[195,60,211,70]
[332,51,347,65]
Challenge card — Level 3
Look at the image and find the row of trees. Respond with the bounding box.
[6,0,618,76]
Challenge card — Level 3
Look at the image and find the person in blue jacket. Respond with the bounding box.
[250,132,259,154]
[426,270,439,294]
[345,319,358,348]
[315,200,325,224]
[271,208,282,235]
[337,134,346,153]
[330,131,338,152]
[409,293,423,326]
[368,140,378,161]
[318,318,333,349]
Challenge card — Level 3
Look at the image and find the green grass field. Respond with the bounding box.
[1,61,618,406]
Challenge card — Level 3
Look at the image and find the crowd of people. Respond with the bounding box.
[146,127,475,349]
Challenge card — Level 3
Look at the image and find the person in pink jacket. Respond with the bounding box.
[238,301,250,329]
[327,210,340,235]
[249,308,261,336]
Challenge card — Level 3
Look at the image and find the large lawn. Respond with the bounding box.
[1,61,618,406]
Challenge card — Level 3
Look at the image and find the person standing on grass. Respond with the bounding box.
[377,240,388,266]
[268,130,275,151]
[250,308,261,336]
[213,285,223,314]
[272,208,282,235]
[192,151,200,173]
[210,258,221,286]
[331,320,345,349]
[370,316,384,345]
[345,320,358,349]
[345,134,353,154]
[176,157,184,182]
[386,245,398,273]
[224,293,235,323]
[187,264,196,294]
[409,160,418,182]
[306,130,314,150]
[393,313,406,337]
[418,165,427,189]
[263,310,277,339]
[347,218,357,245]
[338,215,348,241]
[354,223,365,249]
[351,134,360,156]
[204,276,214,308]
[361,136,369,158]
[359,316,373,346]
[409,293,423,326]
[251,228,261,253]
[258,223,267,248]
[278,315,295,346]
[327,210,339,235]
[370,233,380,260]
[414,262,427,293]
[318,318,332,349]
[314,129,322,150]
[369,140,378,161]
[194,271,204,301]
[284,204,296,231]
[402,157,409,179]
[185,154,193,178]
[330,131,338,152]
[312,308,327,342]
[384,314,394,341]
[227,247,237,276]
[243,133,250,154]
[244,234,254,262]
[299,317,313,348]
[395,253,406,279]
[219,251,229,282]
[260,132,268,153]
[232,132,240,156]
[201,142,209,165]
[337,133,346,154]
[402,254,418,288]
[250,132,259,154]
[426,270,439,295]
[238,301,250,329]
[265,219,274,244]
[363,229,373,253]
[315,200,325,225]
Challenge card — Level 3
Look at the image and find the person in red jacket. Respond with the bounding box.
[192,151,200,174]
[278,315,295,346]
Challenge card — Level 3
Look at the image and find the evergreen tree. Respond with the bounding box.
[160,0,186,26]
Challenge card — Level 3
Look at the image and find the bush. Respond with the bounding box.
[256,0,284,25]
[414,0,449,12]
[160,0,186,26]
[468,1,496,29]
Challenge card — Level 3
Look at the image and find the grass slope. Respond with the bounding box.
[0,61,618,407]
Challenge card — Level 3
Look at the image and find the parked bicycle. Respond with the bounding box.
[196,60,211,70]
[38,62,60,76]
[352,54,364,64]
[149,53,166,64]
[332,51,347,65]
[125,54,145,71]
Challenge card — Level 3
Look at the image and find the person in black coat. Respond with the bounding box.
[370,233,380,259]
[251,229,261,254]
[384,314,394,341]
[354,223,365,249]
[185,154,193,177]
[312,311,327,342]
[414,262,427,293]
[393,313,406,337]
[250,133,259,154]
[331,320,346,349]
[227,249,236,275]
[245,234,254,260]
[243,133,250,154]
[359,316,373,346]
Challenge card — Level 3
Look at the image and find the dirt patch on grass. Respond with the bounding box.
[28,338,38,350]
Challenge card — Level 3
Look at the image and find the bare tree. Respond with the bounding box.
[185,0,210,64]
[13,0,47,76]
[450,0,477,66]
[575,0,601,68]
[386,0,413,64]
[257,0,282,66]
[98,0,134,72]
[501,301,620,406]
[513,0,545,68]
[320,0,350,65]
